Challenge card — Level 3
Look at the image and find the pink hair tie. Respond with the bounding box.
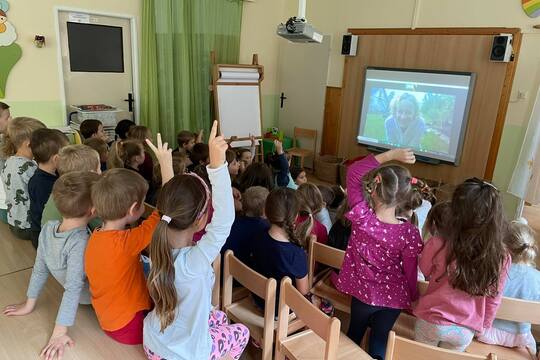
[410,177,418,185]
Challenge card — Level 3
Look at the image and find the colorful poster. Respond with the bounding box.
[522,0,540,18]
[0,0,22,98]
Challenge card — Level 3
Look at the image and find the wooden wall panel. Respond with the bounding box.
[321,86,342,156]
[337,28,521,184]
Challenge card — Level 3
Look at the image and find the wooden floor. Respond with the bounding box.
[0,221,264,359]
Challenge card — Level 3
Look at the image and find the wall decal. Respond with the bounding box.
[523,0,540,18]
[0,0,22,98]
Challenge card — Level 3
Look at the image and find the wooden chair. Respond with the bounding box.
[222,250,277,360]
[386,331,497,360]
[466,297,540,360]
[288,127,317,170]
[275,277,371,360]
[308,238,351,313]
[222,251,304,360]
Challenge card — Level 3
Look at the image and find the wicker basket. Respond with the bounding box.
[315,155,343,184]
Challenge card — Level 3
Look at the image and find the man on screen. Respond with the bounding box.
[384,93,426,147]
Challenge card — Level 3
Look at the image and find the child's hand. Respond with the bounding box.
[196,129,204,143]
[208,120,228,169]
[3,299,36,316]
[41,325,73,360]
[391,148,416,164]
[274,139,284,155]
[250,134,256,147]
[146,134,174,184]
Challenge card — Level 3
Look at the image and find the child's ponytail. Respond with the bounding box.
[147,219,178,332]
[266,187,313,248]
[146,174,210,332]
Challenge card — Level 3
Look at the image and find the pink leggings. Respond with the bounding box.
[144,310,249,360]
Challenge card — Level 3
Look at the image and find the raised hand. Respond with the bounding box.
[208,120,228,169]
[274,139,284,155]
[146,133,174,184]
[250,134,256,147]
[196,129,204,143]
[391,148,416,164]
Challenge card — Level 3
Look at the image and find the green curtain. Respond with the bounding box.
[140,0,243,145]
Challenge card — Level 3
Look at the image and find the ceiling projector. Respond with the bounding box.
[277,0,322,43]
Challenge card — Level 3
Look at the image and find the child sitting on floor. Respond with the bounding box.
[1,117,46,240]
[222,186,270,266]
[85,135,173,345]
[108,139,146,172]
[128,125,155,183]
[41,145,102,231]
[143,121,249,360]
[4,171,100,359]
[28,129,69,248]
[188,143,209,172]
[476,220,540,355]
[290,166,307,188]
[83,137,108,172]
[79,119,108,142]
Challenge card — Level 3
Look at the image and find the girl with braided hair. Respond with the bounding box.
[336,148,428,360]
[251,187,313,315]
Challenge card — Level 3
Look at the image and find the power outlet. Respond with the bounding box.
[518,90,529,101]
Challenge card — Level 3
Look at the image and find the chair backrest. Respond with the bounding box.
[494,296,540,324]
[222,251,276,360]
[293,127,317,150]
[212,255,221,309]
[275,277,341,360]
[308,238,345,287]
[386,331,497,360]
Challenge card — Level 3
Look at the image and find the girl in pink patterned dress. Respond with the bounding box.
[336,148,430,360]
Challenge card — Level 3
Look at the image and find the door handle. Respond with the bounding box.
[124,93,134,112]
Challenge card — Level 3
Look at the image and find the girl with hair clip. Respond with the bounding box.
[143,121,249,360]
[476,219,540,355]
[251,187,313,314]
[296,183,330,244]
[414,178,511,353]
[336,148,429,360]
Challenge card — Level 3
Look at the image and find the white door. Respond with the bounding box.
[58,11,134,125]
[277,36,331,164]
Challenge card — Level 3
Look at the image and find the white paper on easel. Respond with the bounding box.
[217,85,262,145]
[508,84,540,204]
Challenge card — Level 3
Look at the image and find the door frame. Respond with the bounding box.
[54,6,140,125]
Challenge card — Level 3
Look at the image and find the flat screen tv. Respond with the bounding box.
[356,67,476,165]
[67,22,124,73]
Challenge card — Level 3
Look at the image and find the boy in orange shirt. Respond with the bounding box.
[85,135,173,345]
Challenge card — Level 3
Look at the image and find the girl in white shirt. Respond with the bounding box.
[143,122,249,360]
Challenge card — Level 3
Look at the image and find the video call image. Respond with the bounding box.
[357,68,474,163]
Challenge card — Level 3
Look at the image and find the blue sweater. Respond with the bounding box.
[491,263,540,334]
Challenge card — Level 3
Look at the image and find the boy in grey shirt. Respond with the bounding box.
[4,171,101,359]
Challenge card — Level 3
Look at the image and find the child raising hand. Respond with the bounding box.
[336,148,430,360]
[143,121,249,360]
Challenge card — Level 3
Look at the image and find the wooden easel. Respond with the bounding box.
[210,51,265,161]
